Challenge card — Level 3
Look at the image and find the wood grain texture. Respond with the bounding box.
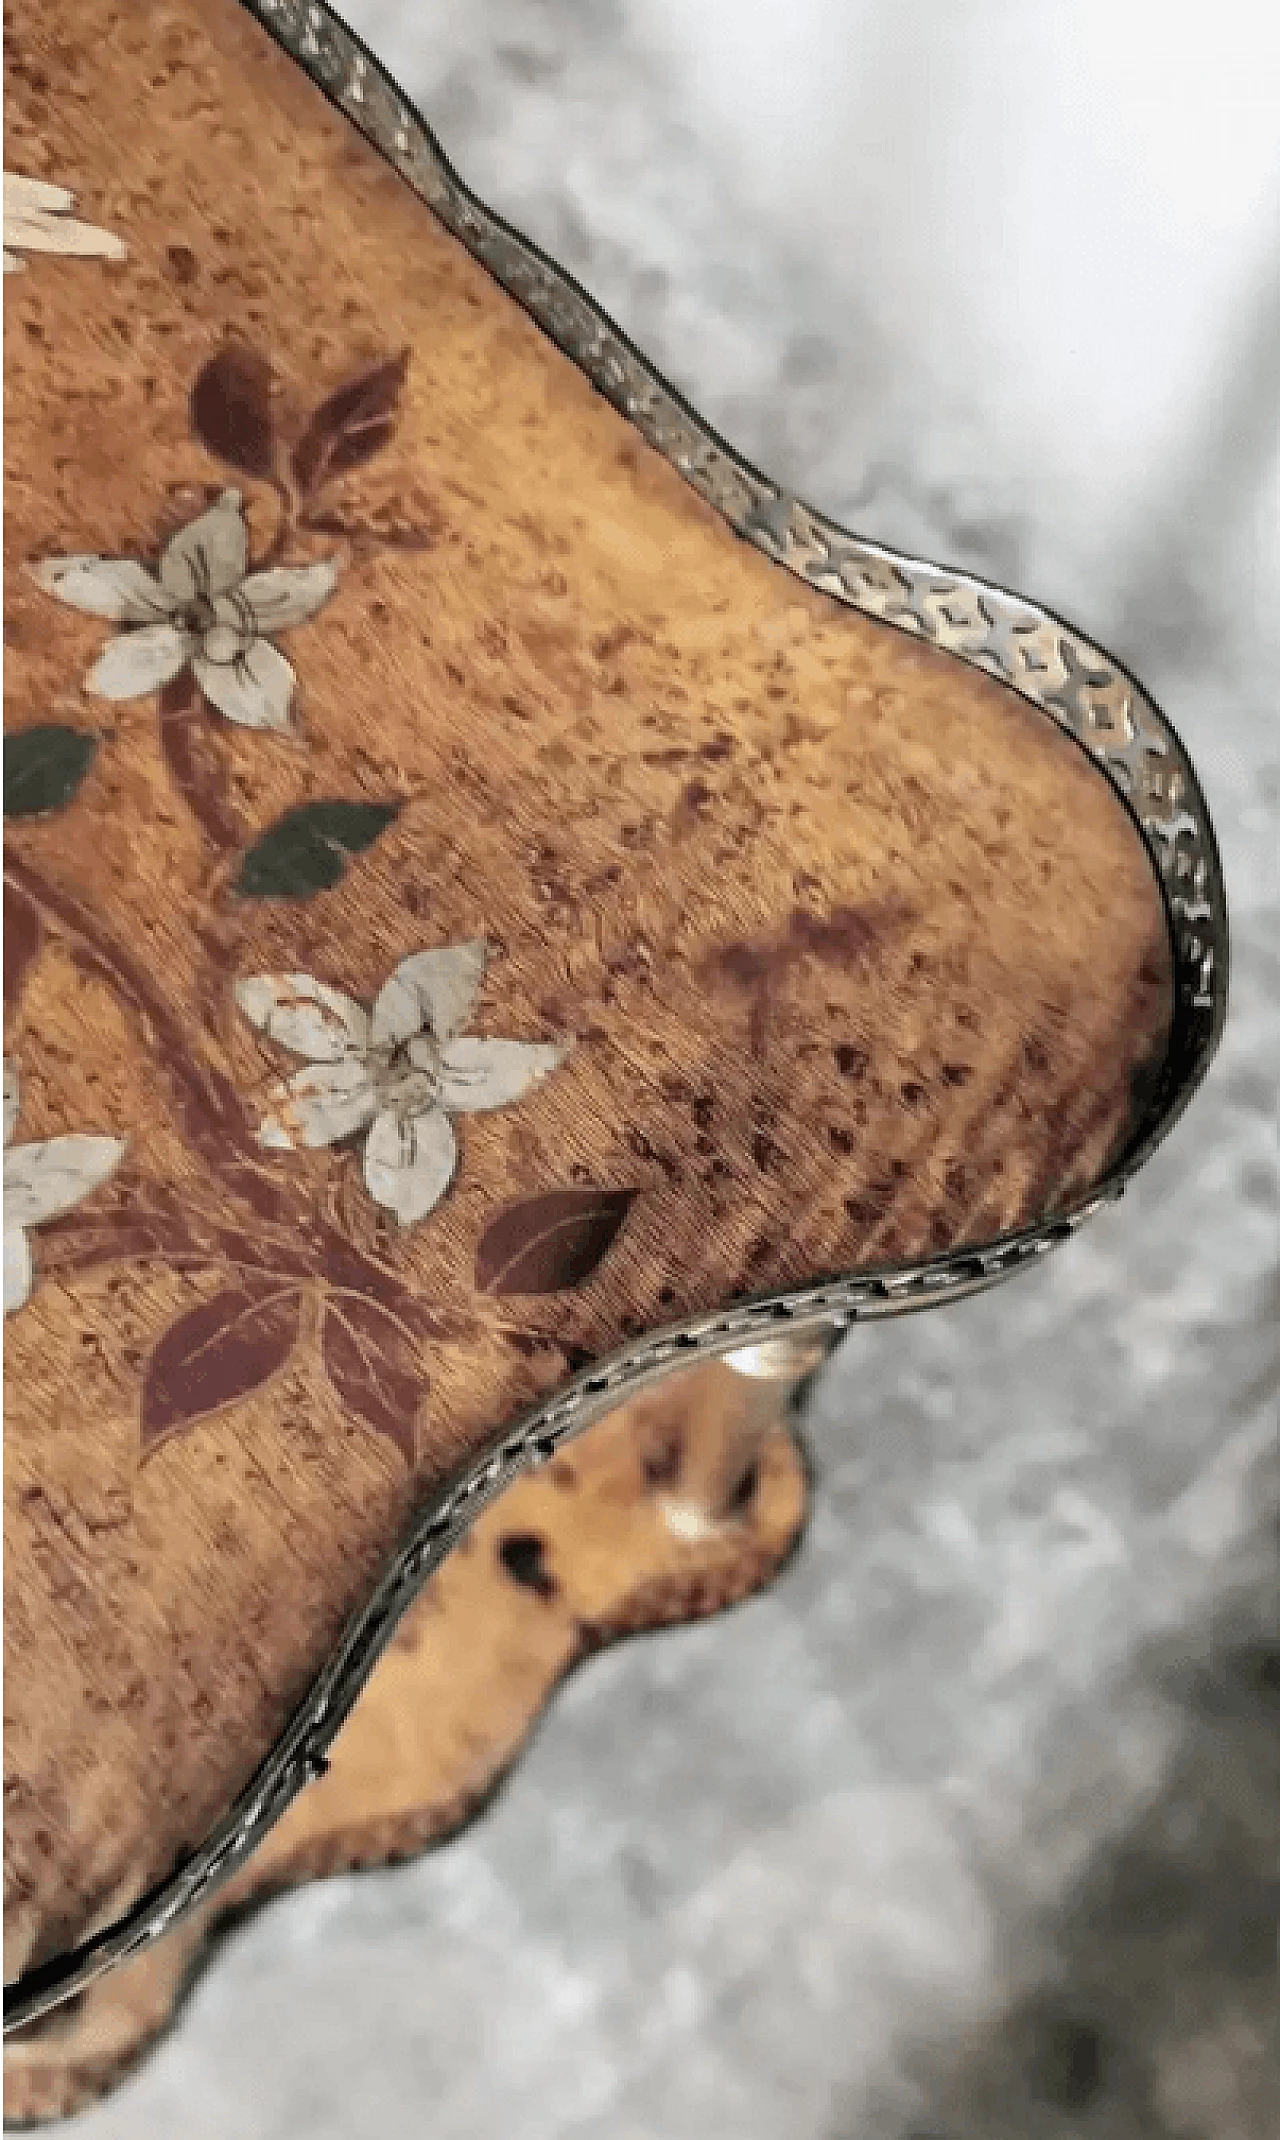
[3,1363,809,2125]
[4,0,1170,1993]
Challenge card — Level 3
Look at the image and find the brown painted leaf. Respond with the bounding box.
[291,349,410,498]
[322,1291,425,1467]
[141,1279,303,1456]
[4,879,42,1016]
[476,1188,637,1297]
[190,344,277,479]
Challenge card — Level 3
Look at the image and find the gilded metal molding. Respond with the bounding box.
[4,0,1229,2034]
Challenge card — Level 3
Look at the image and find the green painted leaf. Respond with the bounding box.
[235,799,401,900]
[4,726,98,819]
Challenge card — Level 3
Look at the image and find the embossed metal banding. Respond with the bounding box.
[3,0,1230,2034]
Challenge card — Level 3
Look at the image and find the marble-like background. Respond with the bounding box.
[78,3,1278,2135]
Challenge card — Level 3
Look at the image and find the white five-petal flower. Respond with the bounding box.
[236,942,568,1226]
[28,490,338,733]
[3,1060,126,1315]
[3,172,126,274]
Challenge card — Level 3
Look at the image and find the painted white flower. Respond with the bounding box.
[28,490,337,732]
[3,172,126,273]
[236,942,569,1226]
[3,1060,126,1315]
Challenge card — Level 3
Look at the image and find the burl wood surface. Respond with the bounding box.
[4,0,1169,1992]
[3,1364,809,2126]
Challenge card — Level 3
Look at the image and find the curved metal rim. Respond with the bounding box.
[4,0,1230,2034]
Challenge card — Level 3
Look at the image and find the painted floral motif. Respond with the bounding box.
[29,491,338,733]
[20,342,421,858]
[5,337,613,1468]
[237,942,568,1225]
[4,1060,126,1314]
[3,172,125,274]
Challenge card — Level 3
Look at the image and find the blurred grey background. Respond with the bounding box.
[85,2,1278,2134]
